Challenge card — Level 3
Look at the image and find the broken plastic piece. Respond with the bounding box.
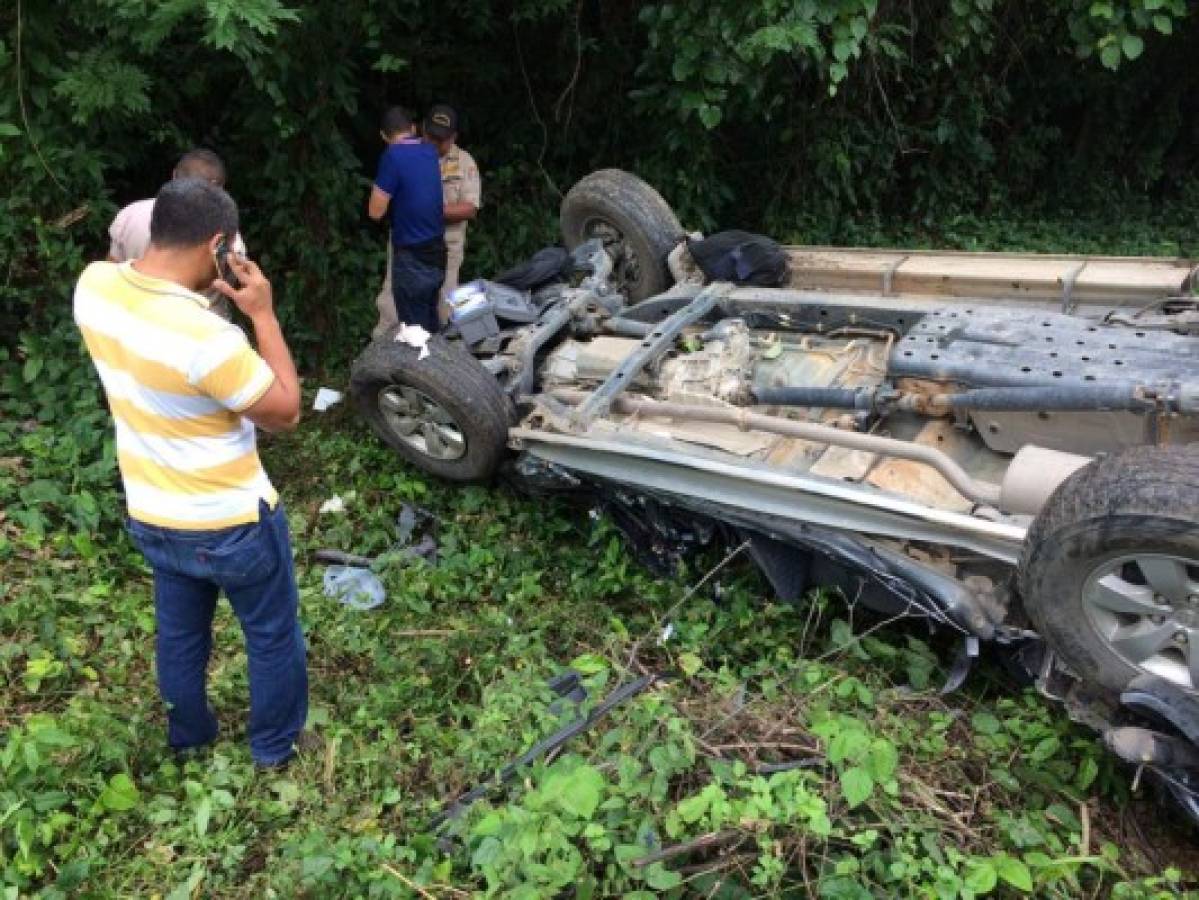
[322,566,386,610]
[396,504,417,544]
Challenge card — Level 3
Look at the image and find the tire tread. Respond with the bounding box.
[1019,444,1199,696]
[350,335,510,482]
[560,169,682,301]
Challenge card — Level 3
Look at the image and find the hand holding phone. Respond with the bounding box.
[213,253,273,320]
[213,236,242,290]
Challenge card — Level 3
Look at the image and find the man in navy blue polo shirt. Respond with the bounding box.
[367,107,445,333]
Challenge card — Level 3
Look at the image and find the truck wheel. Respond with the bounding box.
[350,335,511,482]
[1019,445,1199,697]
[560,169,683,302]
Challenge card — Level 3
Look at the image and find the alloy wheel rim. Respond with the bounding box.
[1082,553,1199,690]
[378,386,467,461]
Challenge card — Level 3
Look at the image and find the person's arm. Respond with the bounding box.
[444,201,478,224]
[213,256,301,432]
[368,185,391,221]
[444,154,481,224]
[368,149,399,221]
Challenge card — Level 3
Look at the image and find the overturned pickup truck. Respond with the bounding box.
[351,170,1199,825]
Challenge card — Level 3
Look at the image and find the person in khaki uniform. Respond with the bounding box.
[423,105,481,304]
[371,105,481,337]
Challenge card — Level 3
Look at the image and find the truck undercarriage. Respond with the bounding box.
[350,170,1199,828]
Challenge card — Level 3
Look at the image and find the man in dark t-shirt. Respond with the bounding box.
[367,107,445,333]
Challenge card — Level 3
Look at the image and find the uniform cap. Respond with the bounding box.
[424,104,459,140]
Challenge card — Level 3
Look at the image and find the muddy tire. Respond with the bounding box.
[560,169,683,302]
[350,335,511,482]
[1019,445,1199,697]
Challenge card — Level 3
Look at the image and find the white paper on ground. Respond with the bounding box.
[313,387,343,411]
[319,495,346,515]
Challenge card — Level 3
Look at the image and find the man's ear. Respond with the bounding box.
[207,233,224,256]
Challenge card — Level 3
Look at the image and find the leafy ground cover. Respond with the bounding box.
[5,208,1199,896]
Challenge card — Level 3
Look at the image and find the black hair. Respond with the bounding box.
[174,148,227,186]
[381,106,415,137]
[149,178,239,250]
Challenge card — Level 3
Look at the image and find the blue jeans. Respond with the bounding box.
[391,244,445,333]
[126,500,308,766]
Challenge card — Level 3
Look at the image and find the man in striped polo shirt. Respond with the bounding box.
[74,177,309,768]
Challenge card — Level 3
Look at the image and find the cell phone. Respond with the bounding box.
[214,236,241,289]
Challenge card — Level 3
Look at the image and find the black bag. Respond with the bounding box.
[686,230,789,287]
[493,246,572,292]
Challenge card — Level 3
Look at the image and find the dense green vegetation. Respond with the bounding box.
[3,0,1199,896]
[3,0,1198,357]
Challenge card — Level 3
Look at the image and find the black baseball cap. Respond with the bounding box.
[424,104,459,140]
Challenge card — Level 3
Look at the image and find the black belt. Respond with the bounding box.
[397,238,447,269]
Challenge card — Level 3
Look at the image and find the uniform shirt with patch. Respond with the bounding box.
[441,145,482,246]
[74,261,278,530]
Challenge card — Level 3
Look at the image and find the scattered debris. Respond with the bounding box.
[396,505,419,544]
[313,503,439,574]
[319,495,346,515]
[313,387,343,411]
[394,323,432,359]
[546,670,589,717]
[322,566,386,610]
[313,549,375,567]
[430,673,658,831]
[393,504,439,563]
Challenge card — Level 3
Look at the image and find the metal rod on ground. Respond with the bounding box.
[428,673,657,830]
[314,549,376,567]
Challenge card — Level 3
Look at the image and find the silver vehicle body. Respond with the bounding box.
[352,171,1199,823]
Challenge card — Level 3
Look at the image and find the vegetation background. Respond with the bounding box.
[2,0,1198,896]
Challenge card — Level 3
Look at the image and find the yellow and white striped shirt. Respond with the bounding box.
[74,262,278,530]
